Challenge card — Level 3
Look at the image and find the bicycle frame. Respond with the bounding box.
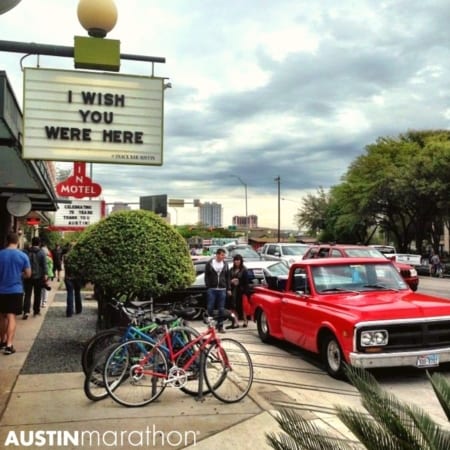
[132,321,229,395]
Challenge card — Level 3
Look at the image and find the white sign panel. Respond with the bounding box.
[54,200,103,228]
[22,68,164,165]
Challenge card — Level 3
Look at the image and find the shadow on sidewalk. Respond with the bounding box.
[21,293,97,374]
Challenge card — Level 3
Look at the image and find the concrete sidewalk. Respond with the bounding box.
[0,284,283,449]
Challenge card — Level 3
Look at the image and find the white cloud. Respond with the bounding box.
[2,0,450,229]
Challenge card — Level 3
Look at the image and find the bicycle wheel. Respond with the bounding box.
[81,327,126,375]
[103,339,168,407]
[83,343,119,401]
[203,338,253,403]
[166,326,211,396]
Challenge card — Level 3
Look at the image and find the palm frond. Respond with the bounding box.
[402,400,450,449]
[336,407,403,450]
[268,366,450,450]
[267,408,358,450]
[427,371,450,421]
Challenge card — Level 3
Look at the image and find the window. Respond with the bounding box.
[292,267,309,294]
[266,245,278,256]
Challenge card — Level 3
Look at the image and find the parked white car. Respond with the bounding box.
[259,243,310,266]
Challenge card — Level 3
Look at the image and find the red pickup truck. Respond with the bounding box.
[250,257,450,379]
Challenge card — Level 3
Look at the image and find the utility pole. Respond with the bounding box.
[275,176,280,242]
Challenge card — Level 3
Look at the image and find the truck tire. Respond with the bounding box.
[321,333,345,379]
[257,310,272,343]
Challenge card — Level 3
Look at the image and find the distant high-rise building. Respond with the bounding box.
[198,202,222,227]
[232,215,258,228]
[140,194,167,217]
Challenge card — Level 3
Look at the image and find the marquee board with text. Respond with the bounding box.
[22,68,164,165]
[49,200,106,231]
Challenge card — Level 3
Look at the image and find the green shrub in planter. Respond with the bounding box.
[66,210,195,327]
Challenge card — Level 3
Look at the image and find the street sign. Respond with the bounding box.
[168,199,184,207]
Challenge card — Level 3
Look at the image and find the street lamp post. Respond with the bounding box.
[275,176,281,242]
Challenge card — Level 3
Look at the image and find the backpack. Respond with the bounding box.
[29,249,43,279]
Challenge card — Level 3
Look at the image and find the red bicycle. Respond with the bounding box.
[103,316,253,407]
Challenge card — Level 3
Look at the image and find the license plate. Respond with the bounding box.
[416,354,440,367]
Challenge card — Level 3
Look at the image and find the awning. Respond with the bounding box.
[0,71,58,213]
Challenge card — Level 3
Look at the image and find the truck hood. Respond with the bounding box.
[321,291,450,321]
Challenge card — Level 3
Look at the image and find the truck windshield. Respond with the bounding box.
[283,245,309,256]
[311,262,408,293]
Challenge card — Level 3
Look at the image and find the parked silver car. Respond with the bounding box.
[260,243,310,266]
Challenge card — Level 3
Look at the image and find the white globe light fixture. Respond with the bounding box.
[77,0,118,38]
[0,0,22,15]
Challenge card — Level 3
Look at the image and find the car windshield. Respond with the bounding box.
[228,247,260,259]
[283,245,309,256]
[265,262,290,276]
[345,248,385,258]
[311,262,408,293]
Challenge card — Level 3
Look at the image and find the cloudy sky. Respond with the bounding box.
[2,0,450,228]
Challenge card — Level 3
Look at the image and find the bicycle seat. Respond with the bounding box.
[154,314,177,325]
[127,300,153,309]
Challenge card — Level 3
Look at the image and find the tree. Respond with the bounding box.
[267,365,450,450]
[56,166,72,182]
[66,210,195,328]
[295,187,330,239]
[300,130,450,251]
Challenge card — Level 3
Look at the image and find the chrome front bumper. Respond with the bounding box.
[349,346,450,369]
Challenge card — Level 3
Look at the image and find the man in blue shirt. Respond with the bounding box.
[0,232,31,354]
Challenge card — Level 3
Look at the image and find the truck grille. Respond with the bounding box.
[356,320,450,352]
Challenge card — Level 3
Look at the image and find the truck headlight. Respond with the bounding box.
[360,330,388,347]
[409,268,417,277]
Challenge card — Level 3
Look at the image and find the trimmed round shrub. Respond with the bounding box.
[66,210,195,325]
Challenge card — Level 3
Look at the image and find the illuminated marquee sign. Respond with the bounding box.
[56,162,102,199]
[53,200,105,230]
[22,68,164,165]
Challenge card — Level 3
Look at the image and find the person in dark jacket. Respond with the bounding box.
[22,237,47,318]
[63,243,83,317]
[204,248,231,333]
[229,254,250,327]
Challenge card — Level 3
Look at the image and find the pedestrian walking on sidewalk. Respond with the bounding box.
[40,243,53,308]
[52,243,63,282]
[22,237,47,318]
[0,232,31,354]
[64,244,83,317]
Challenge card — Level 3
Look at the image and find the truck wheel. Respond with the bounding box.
[321,334,345,379]
[257,310,272,343]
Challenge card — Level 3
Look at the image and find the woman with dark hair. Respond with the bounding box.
[229,254,250,327]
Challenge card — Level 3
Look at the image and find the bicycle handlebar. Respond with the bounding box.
[108,298,152,322]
